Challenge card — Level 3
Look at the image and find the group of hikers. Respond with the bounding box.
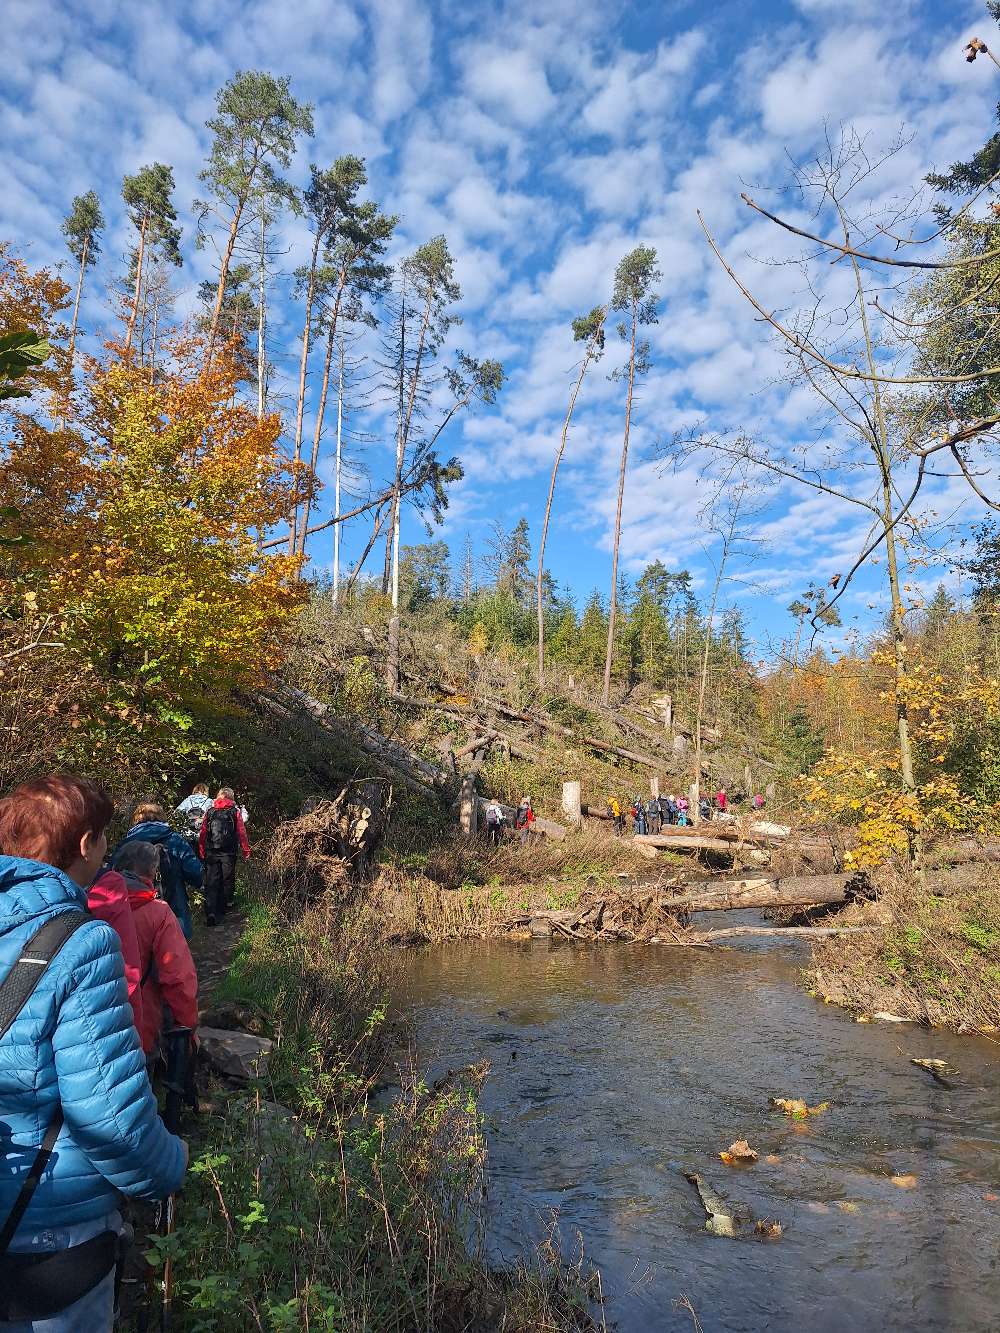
[0,773,251,1331]
[608,787,766,835]
[483,796,535,845]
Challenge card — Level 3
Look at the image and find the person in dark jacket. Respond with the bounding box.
[0,775,186,1332]
[198,788,250,926]
[647,796,662,834]
[112,803,202,940]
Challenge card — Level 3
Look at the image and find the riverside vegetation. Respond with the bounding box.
[5,33,1000,1329]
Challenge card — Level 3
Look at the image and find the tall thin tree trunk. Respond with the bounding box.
[693,501,739,823]
[257,211,266,421]
[124,216,147,354]
[603,301,637,706]
[332,338,345,604]
[288,231,323,554]
[61,237,88,430]
[383,295,407,593]
[839,209,918,864]
[386,294,432,693]
[67,237,87,376]
[297,283,346,558]
[207,207,242,360]
[537,331,601,685]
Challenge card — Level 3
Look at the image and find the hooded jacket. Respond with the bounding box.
[87,869,143,1035]
[198,798,250,860]
[124,872,199,1054]
[0,855,186,1235]
[114,820,203,911]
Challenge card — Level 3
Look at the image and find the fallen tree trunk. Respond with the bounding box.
[694,924,876,942]
[263,681,453,801]
[661,874,850,913]
[634,833,771,858]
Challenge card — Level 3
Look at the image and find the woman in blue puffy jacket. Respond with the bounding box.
[0,775,187,1332]
[112,801,203,939]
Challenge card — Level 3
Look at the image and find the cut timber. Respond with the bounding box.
[562,780,582,826]
[661,874,850,913]
[634,833,771,861]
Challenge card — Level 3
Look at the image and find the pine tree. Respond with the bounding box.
[197,71,313,358]
[61,191,104,378]
[603,245,661,704]
[121,164,181,354]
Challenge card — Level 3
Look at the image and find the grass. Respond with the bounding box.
[810,864,1000,1032]
[156,868,604,1331]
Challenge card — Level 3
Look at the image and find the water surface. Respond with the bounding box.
[394,929,1000,1332]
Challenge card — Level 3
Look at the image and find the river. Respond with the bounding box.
[394,926,1000,1332]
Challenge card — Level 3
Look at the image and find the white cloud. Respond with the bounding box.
[461,43,556,127]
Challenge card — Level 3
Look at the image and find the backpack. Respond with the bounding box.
[204,804,238,855]
[486,805,500,826]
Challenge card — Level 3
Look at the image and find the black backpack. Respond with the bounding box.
[204,805,238,855]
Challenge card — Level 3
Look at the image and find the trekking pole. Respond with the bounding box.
[139,1027,192,1333]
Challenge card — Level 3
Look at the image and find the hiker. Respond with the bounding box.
[0,774,187,1332]
[198,788,250,926]
[676,796,689,827]
[647,796,662,834]
[633,798,648,836]
[664,794,678,826]
[112,803,203,940]
[752,792,765,811]
[484,800,505,845]
[108,841,198,1059]
[174,783,213,853]
[608,797,624,835]
[514,797,535,845]
[716,787,728,815]
[87,861,143,1037]
[699,795,712,823]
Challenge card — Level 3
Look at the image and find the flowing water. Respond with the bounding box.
[394,924,1000,1332]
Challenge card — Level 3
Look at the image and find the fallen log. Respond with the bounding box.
[694,925,875,941]
[634,833,771,862]
[660,874,850,913]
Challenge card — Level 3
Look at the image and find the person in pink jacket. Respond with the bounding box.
[112,840,199,1056]
[87,866,144,1036]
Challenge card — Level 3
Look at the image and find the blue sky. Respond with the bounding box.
[3,0,997,660]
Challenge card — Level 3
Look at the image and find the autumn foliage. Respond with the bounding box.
[0,249,303,792]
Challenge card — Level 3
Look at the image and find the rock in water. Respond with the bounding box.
[199,1027,273,1081]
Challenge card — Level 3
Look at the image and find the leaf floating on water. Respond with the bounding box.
[719,1139,759,1166]
[771,1097,830,1118]
[983,1192,999,1202]
[765,1153,782,1165]
[890,1174,918,1189]
[754,1218,783,1239]
[835,1200,860,1214]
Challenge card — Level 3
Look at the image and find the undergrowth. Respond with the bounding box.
[810,865,1000,1033]
[159,871,603,1331]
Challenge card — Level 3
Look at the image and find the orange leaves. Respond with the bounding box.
[719,1139,758,1166]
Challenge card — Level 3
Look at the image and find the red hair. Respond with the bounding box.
[0,775,114,870]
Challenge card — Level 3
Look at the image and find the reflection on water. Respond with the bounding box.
[394,932,1000,1333]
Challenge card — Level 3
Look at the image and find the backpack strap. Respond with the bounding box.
[0,910,89,1256]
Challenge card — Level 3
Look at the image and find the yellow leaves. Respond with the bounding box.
[890,1174,918,1189]
[770,1097,830,1118]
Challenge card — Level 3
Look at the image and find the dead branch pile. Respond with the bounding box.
[266,780,393,900]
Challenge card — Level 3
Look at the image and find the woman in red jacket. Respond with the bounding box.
[111,840,199,1056]
[87,867,144,1036]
